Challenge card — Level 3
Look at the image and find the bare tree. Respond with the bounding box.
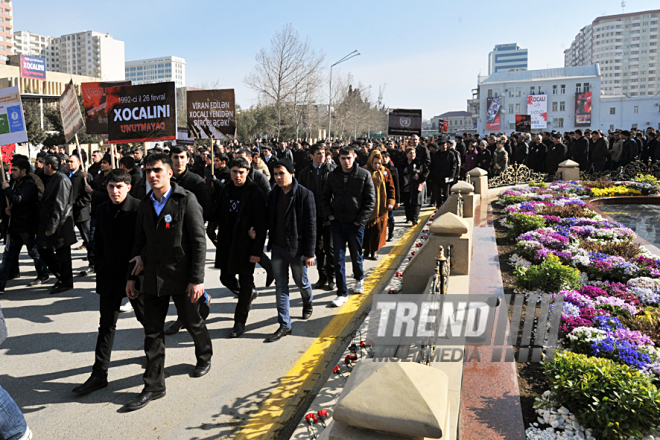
[244,24,325,140]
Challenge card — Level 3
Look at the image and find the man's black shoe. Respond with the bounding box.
[124,390,166,411]
[78,266,95,277]
[327,279,336,290]
[312,278,327,289]
[265,271,275,288]
[50,284,73,294]
[8,272,20,281]
[72,375,108,395]
[230,322,245,338]
[266,327,292,342]
[229,287,240,296]
[165,320,183,336]
[27,275,50,287]
[193,362,211,377]
[302,303,313,320]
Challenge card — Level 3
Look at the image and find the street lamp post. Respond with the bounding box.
[328,50,360,141]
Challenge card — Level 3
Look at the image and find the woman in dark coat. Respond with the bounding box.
[362,151,395,259]
[396,147,429,225]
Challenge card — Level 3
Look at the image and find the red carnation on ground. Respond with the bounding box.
[317,409,329,427]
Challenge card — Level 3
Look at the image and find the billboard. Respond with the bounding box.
[388,109,422,136]
[527,95,547,129]
[58,80,85,143]
[20,55,46,80]
[0,86,28,146]
[187,89,236,140]
[486,97,502,131]
[437,119,448,133]
[515,114,531,133]
[81,81,132,134]
[106,82,177,144]
[574,92,592,127]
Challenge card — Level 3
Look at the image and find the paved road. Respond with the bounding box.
[0,209,411,440]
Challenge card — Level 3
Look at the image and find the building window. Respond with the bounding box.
[508,104,513,114]
[634,106,639,113]
[487,89,493,98]
[554,118,564,128]
[610,107,616,114]
[553,85,557,94]
[516,87,521,97]
[530,86,535,95]
[552,102,558,111]
[515,103,521,113]
[576,83,582,93]
[560,101,565,111]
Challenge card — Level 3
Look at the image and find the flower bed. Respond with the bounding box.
[499,179,660,439]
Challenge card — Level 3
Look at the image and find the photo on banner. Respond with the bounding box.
[574,91,592,127]
[527,95,548,129]
[58,80,85,143]
[186,89,236,139]
[515,114,531,133]
[106,82,177,144]
[0,86,28,145]
[81,81,132,134]
[486,97,501,131]
[388,109,422,136]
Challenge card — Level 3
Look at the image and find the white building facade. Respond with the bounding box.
[477,66,602,133]
[432,111,476,133]
[13,31,60,70]
[488,43,528,75]
[564,9,659,97]
[58,31,124,81]
[599,94,660,132]
[125,56,186,88]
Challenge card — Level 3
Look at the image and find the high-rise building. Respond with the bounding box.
[564,9,660,96]
[13,31,60,70]
[58,31,125,81]
[0,0,13,60]
[124,56,186,88]
[488,44,528,75]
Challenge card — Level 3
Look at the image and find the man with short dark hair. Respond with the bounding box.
[38,154,76,294]
[546,133,568,175]
[265,159,315,342]
[119,156,142,188]
[169,145,211,221]
[72,169,145,396]
[320,146,375,307]
[124,154,211,411]
[215,157,267,338]
[590,130,609,172]
[67,155,95,276]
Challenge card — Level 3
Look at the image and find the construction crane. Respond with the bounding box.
[378,84,387,108]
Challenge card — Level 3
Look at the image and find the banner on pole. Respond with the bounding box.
[515,114,531,133]
[388,109,422,136]
[106,82,177,144]
[20,55,46,80]
[0,86,28,145]
[486,97,502,131]
[527,95,548,129]
[187,89,236,140]
[81,81,132,134]
[58,80,85,143]
[574,92,592,127]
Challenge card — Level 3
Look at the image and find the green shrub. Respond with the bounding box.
[507,213,547,239]
[499,195,530,206]
[544,351,660,439]
[514,254,580,292]
[528,181,547,188]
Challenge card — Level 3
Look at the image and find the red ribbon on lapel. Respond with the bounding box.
[166,223,170,229]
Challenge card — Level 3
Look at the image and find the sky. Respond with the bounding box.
[16,0,660,119]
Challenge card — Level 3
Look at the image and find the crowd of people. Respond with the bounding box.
[0,125,655,430]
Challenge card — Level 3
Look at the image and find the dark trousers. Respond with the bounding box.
[315,220,334,281]
[330,220,364,296]
[40,245,73,287]
[402,193,421,223]
[75,220,94,265]
[438,181,451,206]
[220,266,256,325]
[92,293,145,379]
[206,220,219,247]
[0,232,48,290]
[142,293,213,392]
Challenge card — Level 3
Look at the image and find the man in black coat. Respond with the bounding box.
[620,130,639,165]
[37,155,76,294]
[170,145,211,221]
[590,130,610,172]
[527,134,548,173]
[205,154,231,246]
[298,144,336,290]
[430,139,458,207]
[0,160,49,292]
[476,141,492,172]
[514,135,529,165]
[72,169,145,396]
[119,156,142,188]
[546,133,568,175]
[124,154,211,411]
[275,141,294,163]
[410,134,431,168]
[568,130,590,171]
[215,157,268,339]
[66,155,95,276]
[264,159,316,342]
[320,146,375,308]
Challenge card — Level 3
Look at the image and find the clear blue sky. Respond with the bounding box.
[16,0,660,119]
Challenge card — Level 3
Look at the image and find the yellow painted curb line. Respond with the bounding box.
[234,208,435,440]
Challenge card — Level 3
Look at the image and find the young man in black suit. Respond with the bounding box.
[124,154,211,411]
